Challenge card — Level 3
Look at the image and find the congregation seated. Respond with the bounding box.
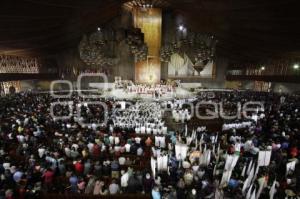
[127,84,174,94]
[0,91,299,199]
[112,101,167,134]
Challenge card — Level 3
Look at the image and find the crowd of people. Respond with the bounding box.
[112,101,167,134]
[127,84,174,95]
[0,90,299,199]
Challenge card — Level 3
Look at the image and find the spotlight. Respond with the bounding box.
[97,27,101,31]
[293,64,299,69]
[261,66,265,71]
[179,25,184,31]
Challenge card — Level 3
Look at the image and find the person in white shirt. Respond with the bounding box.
[124,143,131,153]
[155,136,166,148]
[118,157,126,165]
[109,136,114,144]
[71,143,79,151]
[137,147,143,156]
[17,135,25,143]
[120,170,129,190]
[3,162,10,170]
[109,180,120,195]
[87,142,94,153]
[141,126,146,134]
[38,147,46,158]
[64,147,71,158]
[115,137,120,145]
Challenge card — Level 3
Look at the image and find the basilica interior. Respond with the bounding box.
[0,0,300,199]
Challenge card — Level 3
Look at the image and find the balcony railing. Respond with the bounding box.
[226,74,300,83]
[0,73,59,81]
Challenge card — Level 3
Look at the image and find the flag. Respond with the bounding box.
[151,157,156,177]
[213,164,217,176]
[286,160,296,176]
[256,176,267,199]
[269,180,277,199]
[242,178,250,195]
[246,184,253,199]
[247,160,253,175]
[220,170,232,187]
[241,163,246,177]
[254,163,260,180]
[244,163,255,193]
[258,151,272,166]
[250,188,256,199]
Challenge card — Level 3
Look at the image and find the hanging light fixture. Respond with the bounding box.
[160,29,216,72]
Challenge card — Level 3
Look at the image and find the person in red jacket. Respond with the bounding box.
[43,168,54,192]
[74,160,84,175]
[92,144,100,158]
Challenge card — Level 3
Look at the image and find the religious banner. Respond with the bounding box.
[175,144,188,160]
[286,160,296,176]
[257,151,272,167]
[220,154,239,186]
[269,180,277,199]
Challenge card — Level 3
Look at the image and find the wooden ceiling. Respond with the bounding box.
[123,0,170,9]
[0,0,300,62]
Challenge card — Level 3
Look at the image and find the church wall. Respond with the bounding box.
[271,82,300,93]
[52,10,135,85]
[46,9,229,87]
[161,10,228,87]
[239,81,299,93]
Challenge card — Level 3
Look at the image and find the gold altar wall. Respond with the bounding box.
[133,8,162,83]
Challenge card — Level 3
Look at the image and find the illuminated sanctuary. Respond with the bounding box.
[0,1,300,199]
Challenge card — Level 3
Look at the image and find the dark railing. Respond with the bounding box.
[0,73,59,81]
[226,74,300,83]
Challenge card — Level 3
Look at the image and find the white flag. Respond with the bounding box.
[250,188,256,199]
[242,178,250,195]
[256,177,267,199]
[247,160,253,175]
[269,180,277,199]
[246,184,253,199]
[258,151,272,166]
[241,163,247,177]
[286,160,296,176]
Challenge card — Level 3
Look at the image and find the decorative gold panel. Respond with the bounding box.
[133,8,162,83]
